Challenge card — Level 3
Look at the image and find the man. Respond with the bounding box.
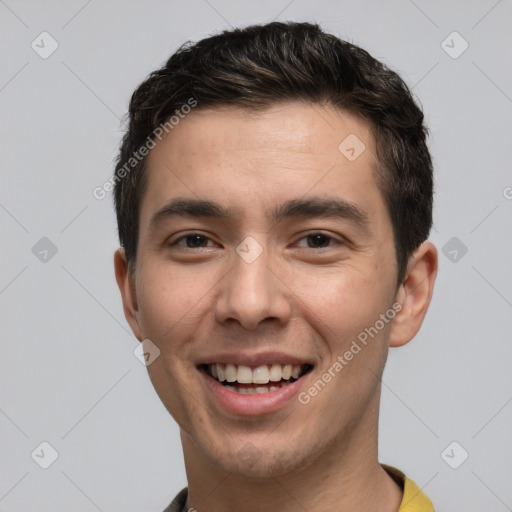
[113,21,438,511]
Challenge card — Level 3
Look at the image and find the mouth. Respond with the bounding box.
[200,363,314,395]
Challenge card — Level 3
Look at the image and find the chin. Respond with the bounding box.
[202,434,321,479]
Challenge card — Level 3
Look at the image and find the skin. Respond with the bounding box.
[114,102,438,511]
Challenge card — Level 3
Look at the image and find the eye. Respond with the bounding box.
[168,231,344,251]
[295,232,341,249]
[169,233,217,249]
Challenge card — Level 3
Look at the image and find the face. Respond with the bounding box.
[116,102,420,478]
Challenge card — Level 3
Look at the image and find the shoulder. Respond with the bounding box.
[382,464,435,511]
[162,487,188,512]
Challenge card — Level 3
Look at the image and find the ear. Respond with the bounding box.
[388,241,438,348]
[114,248,142,341]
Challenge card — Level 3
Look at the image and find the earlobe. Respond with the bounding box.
[388,242,438,348]
[114,248,142,341]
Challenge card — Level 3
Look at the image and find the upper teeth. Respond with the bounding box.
[209,363,304,384]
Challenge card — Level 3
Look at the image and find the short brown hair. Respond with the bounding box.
[113,21,433,286]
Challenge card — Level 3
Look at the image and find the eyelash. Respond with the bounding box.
[169,231,343,250]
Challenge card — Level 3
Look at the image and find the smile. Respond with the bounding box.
[201,363,313,395]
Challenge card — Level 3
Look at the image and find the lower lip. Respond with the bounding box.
[200,368,311,416]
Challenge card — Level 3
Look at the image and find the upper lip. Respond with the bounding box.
[196,351,315,367]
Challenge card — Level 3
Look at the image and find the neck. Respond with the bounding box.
[179,395,403,512]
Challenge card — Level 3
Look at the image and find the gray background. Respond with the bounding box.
[1,0,511,510]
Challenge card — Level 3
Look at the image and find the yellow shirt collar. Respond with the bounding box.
[165,465,435,511]
[382,464,435,511]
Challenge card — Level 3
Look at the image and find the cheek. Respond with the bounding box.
[294,268,390,348]
[298,271,391,416]
[136,263,212,341]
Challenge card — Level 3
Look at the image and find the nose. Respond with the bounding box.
[214,243,292,331]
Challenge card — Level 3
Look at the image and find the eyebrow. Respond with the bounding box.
[149,196,370,233]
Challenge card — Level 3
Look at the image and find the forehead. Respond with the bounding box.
[140,102,386,231]
[148,102,375,164]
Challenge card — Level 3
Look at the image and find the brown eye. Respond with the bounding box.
[306,233,332,248]
[295,232,340,249]
[170,233,214,249]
